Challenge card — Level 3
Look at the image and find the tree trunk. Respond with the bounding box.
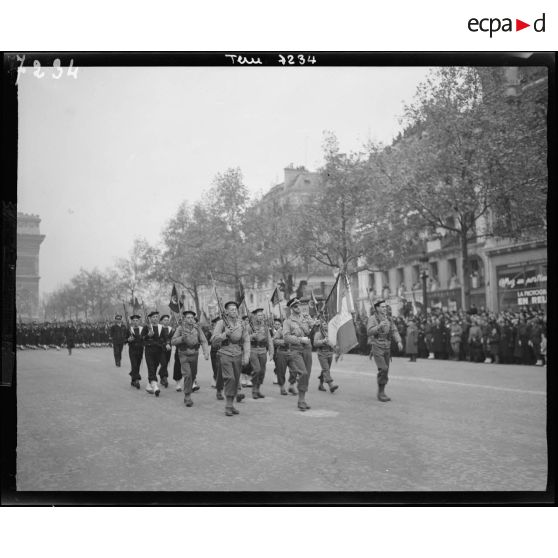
[460,228,470,310]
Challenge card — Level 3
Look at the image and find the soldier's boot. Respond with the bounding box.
[252,385,259,399]
[318,380,327,392]
[377,384,391,402]
[280,384,288,396]
[328,381,339,393]
[297,390,311,410]
[225,396,235,416]
[257,384,265,398]
[152,381,160,397]
[184,394,193,407]
[288,383,298,396]
[216,389,224,400]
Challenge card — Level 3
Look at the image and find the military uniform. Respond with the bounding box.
[157,316,173,387]
[64,323,76,354]
[127,316,144,388]
[109,315,128,367]
[367,301,402,402]
[313,325,339,392]
[272,323,294,395]
[248,310,273,398]
[171,313,209,406]
[141,312,164,395]
[282,298,313,410]
[210,302,251,416]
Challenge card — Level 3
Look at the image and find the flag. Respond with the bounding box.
[309,290,319,317]
[199,309,209,327]
[270,287,280,306]
[169,284,180,313]
[323,274,340,322]
[133,296,141,313]
[327,272,359,355]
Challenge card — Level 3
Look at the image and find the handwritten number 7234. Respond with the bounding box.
[16,55,79,84]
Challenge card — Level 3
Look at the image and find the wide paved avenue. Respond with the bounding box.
[16,349,547,492]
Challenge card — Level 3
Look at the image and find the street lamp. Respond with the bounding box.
[419,253,429,314]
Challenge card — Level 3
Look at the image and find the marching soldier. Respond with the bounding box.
[272,317,294,396]
[171,310,210,407]
[127,314,144,389]
[210,301,251,417]
[157,314,173,388]
[367,300,403,402]
[282,297,313,411]
[248,308,274,399]
[109,314,128,367]
[313,317,339,393]
[64,320,76,355]
[299,299,319,380]
[210,316,224,398]
[141,311,164,396]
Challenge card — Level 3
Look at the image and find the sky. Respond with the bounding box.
[17,65,432,295]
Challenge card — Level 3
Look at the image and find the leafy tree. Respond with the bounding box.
[377,67,547,308]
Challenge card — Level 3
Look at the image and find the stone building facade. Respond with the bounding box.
[16,213,45,320]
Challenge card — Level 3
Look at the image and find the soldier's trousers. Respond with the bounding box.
[214,353,224,391]
[113,342,124,365]
[287,350,309,393]
[274,350,294,386]
[177,351,199,395]
[129,346,143,381]
[219,353,241,398]
[210,350,220,381]
[301,346,313,374]
[145,346,163,383]
[172,350,182,382]
[158,348,171,379]
[250,350,267,388]
[317,354,333,383]
[371,345,391,386]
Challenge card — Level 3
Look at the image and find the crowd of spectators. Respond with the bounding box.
[353,307,546,366]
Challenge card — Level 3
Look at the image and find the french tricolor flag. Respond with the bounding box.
[326,272,359,355]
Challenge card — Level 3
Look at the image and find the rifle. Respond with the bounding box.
[210,273,231,329]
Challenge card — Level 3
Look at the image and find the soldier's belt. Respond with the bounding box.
[250,341,267,348]
[221,339,242,346]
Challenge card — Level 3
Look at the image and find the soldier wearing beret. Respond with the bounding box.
[171,310,209,407]
[127,314,144,389]
[109,314,128,367]
[248,308,274,399]
[367,300,402,402]
[282,297,313,411]
[210,301,251,416]
[141,311,164,396]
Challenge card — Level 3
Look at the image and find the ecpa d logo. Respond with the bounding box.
[468,13,545,37]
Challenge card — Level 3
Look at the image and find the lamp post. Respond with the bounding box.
[419,253,429,315]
